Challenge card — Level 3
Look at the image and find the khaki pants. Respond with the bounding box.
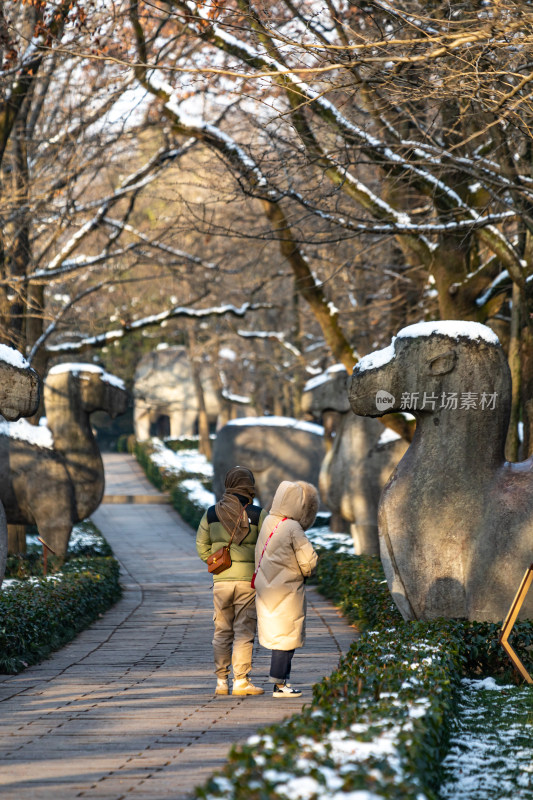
[212,581,257,680]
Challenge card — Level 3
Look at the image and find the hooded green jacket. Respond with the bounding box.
[196,503,267,582]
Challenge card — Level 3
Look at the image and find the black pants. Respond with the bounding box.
[269,649,295,684]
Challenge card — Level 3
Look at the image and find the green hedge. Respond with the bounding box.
[0,556,121,673]
[1,522,121,674]
[195,550,533,800]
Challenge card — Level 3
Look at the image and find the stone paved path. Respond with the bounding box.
[0,453,356,800]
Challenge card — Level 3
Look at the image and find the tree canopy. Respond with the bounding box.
[2,1,533,451]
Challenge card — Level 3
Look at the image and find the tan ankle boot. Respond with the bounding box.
[232,678,264,696]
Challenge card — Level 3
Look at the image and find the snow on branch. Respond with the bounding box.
[180,5,523,275]
[24,244,142,283]
[284,193,516,237]
[237,329,302,358]
[141,69,273,195]
[39,143,193,276]
[102,217,219,269]
[46,302,272,353]
[221,388,251,405]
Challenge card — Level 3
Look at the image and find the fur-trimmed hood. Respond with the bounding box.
[255,481,319,650]
[270,480,319,531]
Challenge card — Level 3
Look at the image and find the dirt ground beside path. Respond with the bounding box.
[0,453,355,800]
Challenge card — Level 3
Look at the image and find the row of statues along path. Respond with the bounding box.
[0,319,531,624]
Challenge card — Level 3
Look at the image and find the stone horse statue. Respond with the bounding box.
[0,364,128,558]
[350,320,533,622]
[0,346,40,585]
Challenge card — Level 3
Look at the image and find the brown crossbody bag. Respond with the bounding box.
[207,508,247,575]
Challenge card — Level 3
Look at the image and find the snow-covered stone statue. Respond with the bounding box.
[0,364,128,558]
[301,365,407,555]
[0,345,40,586]
[350,320,533,622]
[134,345,219,440]
[213,417,325,510]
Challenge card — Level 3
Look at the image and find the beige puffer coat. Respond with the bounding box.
[254,481,319,650]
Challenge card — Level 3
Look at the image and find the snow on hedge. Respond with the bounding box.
[149,438,213,478]
[440,678,532,799]
[180,478,215,507]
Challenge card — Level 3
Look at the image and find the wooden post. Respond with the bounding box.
[38,537,57,577]
[499,564,533,684]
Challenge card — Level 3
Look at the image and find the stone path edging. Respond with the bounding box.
[0,453,356,799]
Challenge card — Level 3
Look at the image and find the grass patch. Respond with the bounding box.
[0,521,121,673]
[195,549,533,800]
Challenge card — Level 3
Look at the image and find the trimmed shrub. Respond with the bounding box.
[195,550,533,800]
[0,557,121,673]
[0,521,121,673]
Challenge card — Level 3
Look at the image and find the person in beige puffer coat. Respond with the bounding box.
[254,480,319,697]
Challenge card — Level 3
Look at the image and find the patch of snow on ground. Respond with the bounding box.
[2,574,64,591]
[67,522,105,550]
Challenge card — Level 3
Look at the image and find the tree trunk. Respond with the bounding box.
[521,325,533,457]
[505,283,522,461]
[187,329,212,460]
[7,524,26,555]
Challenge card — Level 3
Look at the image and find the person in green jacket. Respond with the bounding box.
[196,465,267,696]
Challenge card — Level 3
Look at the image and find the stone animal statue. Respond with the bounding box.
[350,320,533,622]
[0,364,128,558]
[213,416,325,511]
[301,366,407,554]
[0,346,40,586]
[134,345,220,440]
